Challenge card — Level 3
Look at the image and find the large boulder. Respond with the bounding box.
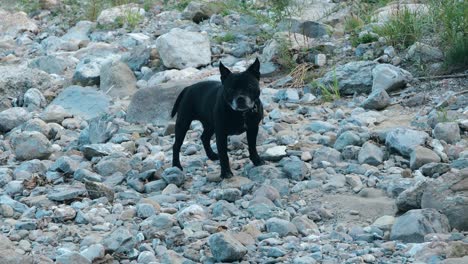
[0,107,31,133]
[421,170,468,231]
[318,61,377,95]
[45,86,111,120]
[99,60,137,98]
[208,232,247,262]
[11,131,52,161]
[390,208,450,243]
[372,64,412,92]
[433,122,461,144]
[0,10,38,37]
[126,80,196,126]
[155,28,211,69]
[385,128,429,157]
[409,146,441,170]
[0,65,54,111]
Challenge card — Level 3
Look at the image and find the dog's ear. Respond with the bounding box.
[219,61,232,82]
[247,58,260,80]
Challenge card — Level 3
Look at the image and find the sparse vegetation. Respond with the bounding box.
[311,70,341,102]
[213,33,236,43]
[276,37,297,72]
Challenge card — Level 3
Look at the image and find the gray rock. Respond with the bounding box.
[410,146,441,170]
[97,3,145,25]
[101,226,137,254]
[0,234,34,264]
[305,121,337,133]
[144,180,167,193]
[80,244,105,263]
[28,55,69,75]
[406,42,444,63]
[48,185,87,201]
[161,167,185,187]
[433,122,461,144]
[139,213,177,238]
[266,217,298,237]
[11,131,52,160]
[313,146,342,164]
[136,203,156,219]
[4,180,23,196]
[177,204,207,227]
[137,251,157,264]
[73,57,109,86]
[421,171,468,230]
[81,143,125,160]
[294,256,317,264]
[126,80,194,125]
[372,215,395,231]
[0,9,38,36]
[372,64,412,92]
[390,208,450,243]
[100,60,137,98]
[208,232,247,262]
[209,188,242,202]
[358,141,384,165]
[0,65,53,111]
[385,128,429,157]
[264,146,287,161]
[318,61,377,95]
[361,89,391,110]
[62,21,93,43]
[246,165,284,182]
[23,88,47,111]
[288,20,330,38]
[0,195,29,213]
[275,89,300,103]
[46,86,111,120]
[95,156,131,176]
[182,1,222,23]
[155,28,211,69]
[51,156,80,175]
[85,181,114,202]
[121,45,150,71]
[420,163,451,178]
[396,180,427,212]
[334,131,361,151]
[40,105,72,123]
[0,107,31,133]
[0,168,13,187]
[212,200,242,218]
[22,118,50,137]
[292,215,319,236]
[281,157,308,181]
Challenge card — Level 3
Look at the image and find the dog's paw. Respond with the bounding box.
[220,171,234,179]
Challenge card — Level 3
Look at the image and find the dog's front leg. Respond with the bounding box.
[247,124,265,166]
[215,129,233,178]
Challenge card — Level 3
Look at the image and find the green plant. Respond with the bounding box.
[18,0,41,14]
[276,37,297,72]
[350,32,379,47]
[344,15,364,33]
[312,70,340,102]
[86,0,104,21]
[213,33,236,43]
[436,107,453,123]
[373,6,427,49]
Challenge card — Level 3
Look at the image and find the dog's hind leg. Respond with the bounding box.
[172,116,192,170]
[201,126,219,161]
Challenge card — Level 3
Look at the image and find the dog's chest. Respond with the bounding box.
[225,114,248,135]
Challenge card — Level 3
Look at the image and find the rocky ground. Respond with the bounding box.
[0,0,467,263]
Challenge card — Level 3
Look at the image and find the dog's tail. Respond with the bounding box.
[171,87,187,118]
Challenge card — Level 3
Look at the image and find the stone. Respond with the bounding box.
[85,181,114,202]
[281,157,308,181]
[0,107,31,133]
[410,146,441,170]
[372,64,412,92]
[181,1,222,23]
[28,55,69,75]
[46,86,111,120]
[313,146,342,164]
[358,141,384,166]
[81,143,125,160]
[315,54,326,66]
[209,188,242,202]
[334,131,361,151]
[0,10,38,36]
[0,169,13,188]
[208,232,247,262]
[373,3,429,22]
[305,121,336,133]
[126,80,195,126]
[95,156,131,176]
[372,215,395,231]
[0,195,29,213]
[23,88,47,111]
[406,42,444,63]
[318,61,377,95]
[421,171,468,230]
[100,60,137,98]
[40,105,72,123]
[361,89,391,110]
[136,203,156,219]
[0,234,33,264]
[101,226,137,254]
[155,28,211,69]
[72,57,108,86]
[80,244,105,263]
[420,163,451,178]
[266,218,298,237]
[264,146,287,161]
[11,131,52,160]
[161,167,185,187]
[97,3,145,25]
[177,204,207,227]
[385,128,429,157]
[433,122,461,144]
[396,180,427,212]
[390,208,450,243]
[48,185,87,201]
[121,45,150,71]
[292,215,319,236]
[137,251,157,264]
[246,165,284,182]
[62,21,93,43]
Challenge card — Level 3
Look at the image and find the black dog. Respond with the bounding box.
[171,58,264,178]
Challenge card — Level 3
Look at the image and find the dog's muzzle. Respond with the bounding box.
[231,96,254,111]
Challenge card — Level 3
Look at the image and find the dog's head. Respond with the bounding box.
[219,58,261,111]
